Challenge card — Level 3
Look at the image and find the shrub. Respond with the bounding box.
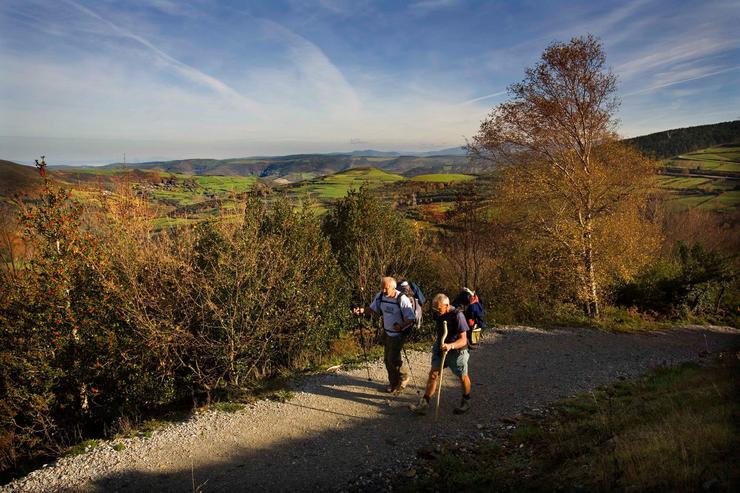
[0,182,166,474]
[615,242,736,321]
[114,198,349,396]
[323,186,426,302]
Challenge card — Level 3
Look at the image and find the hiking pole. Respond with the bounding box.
[356,315,372,381]
[402,347,419,395]
[435,321,448,421]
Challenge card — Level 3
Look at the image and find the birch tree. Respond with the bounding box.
[470,35,658,318]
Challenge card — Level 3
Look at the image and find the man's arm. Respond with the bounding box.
[353,294,380,317]
[441,331,467,351]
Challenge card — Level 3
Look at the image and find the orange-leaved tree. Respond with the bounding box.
[470,35,659,318]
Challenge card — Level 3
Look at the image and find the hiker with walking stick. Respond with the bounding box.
[410,293,471,416]
[352,277,415,393]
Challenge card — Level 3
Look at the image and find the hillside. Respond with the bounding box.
[627,120,740,159]
[658,143,740,213]
[0,160,43,198]
[287,167,405,201]
[95,154,474,180]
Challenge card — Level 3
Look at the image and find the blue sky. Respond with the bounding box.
[1,0,738,164]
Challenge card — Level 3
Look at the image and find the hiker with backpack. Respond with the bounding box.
[452,287,486,349]
[353,277,416,393]
[410,293,472,416]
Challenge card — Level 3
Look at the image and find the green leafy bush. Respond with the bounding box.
[114,198,349,395]
[0,183,167,474]
[615,242,736,322]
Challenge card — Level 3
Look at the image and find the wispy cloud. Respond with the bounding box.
[616,37,738,81]
[459,90,506,105]
[624,65,740,96]
[63,0,263,114]
[259,18,362,117]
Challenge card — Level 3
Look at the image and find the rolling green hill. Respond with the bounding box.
[289,167,404,201]
[82,153,475,180]
[410,173,475,182]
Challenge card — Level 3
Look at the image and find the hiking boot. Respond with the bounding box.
[409,397,429,415]
[398,376,410,391]
[454,398,471,415]
[384,384,396,393]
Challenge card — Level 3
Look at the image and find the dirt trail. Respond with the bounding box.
[4,325,738,493]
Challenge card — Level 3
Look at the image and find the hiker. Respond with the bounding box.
[353,277,416,393]
[453,287,486,349]
[410,293,471,415]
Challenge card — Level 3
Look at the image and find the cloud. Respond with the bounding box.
[459,90,506,105]
[63,0,263,115]
[409,0,461,13]
[616,37,737,81]
[623,65,740,97]
[258,18,362,117]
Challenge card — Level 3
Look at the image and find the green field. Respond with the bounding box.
[659,143,739,213]
[409,173,475,183]
[291,167,404,200]
[184,175,256,193]
[668,144,740,173]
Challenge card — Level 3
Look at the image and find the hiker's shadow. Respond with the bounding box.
[295,373,418,415]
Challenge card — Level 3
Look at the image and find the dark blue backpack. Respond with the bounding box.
[408,281,426,305]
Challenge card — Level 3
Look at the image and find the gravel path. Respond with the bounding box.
[3,325,738,493]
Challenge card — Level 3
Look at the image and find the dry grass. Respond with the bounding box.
[401,354,739,492]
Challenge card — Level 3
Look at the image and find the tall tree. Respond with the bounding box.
[470,35,658,318]
[322,186,422,306]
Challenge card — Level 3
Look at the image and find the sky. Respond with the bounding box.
[1,0,739,165]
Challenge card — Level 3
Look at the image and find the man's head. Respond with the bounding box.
[432,293,451,315]
[381,277,397,297]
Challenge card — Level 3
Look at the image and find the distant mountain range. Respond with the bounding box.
[6,121,740,181]
[88,153,475,180]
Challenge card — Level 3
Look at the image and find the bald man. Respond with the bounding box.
[355,277,416,393]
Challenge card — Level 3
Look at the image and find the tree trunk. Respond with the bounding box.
[583,226,599,318]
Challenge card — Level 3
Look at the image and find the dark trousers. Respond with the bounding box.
[383,332,408,388]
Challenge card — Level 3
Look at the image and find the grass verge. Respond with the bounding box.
[397,354,739,492]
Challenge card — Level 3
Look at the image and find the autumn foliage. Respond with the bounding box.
[0,179,349,475]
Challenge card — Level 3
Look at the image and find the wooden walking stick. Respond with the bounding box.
[434,320,448,421]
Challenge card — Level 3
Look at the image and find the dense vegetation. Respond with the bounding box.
[0,181,356,477]
[627,120,740,159]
